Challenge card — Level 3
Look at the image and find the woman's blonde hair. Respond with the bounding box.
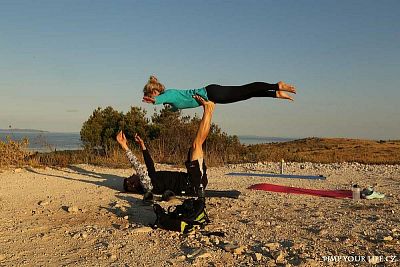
[143,75,165,96]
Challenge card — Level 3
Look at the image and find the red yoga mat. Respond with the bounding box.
[248,183,352,199]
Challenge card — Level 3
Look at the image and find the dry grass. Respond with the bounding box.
[0,137,30,168]
[28,149,132,168]
[245,137,400,165]
[2,137,400,169]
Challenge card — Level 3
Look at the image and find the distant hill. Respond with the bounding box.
[0,129,48,133]
[245,137,400,164]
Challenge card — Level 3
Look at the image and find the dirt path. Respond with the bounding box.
[0,162,399,266]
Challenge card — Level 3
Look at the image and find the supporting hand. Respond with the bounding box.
[193,95,215,112]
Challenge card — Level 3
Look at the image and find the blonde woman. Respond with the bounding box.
[142,75,296,111]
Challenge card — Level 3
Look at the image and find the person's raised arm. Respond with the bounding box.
[116,131,154,192]
[116,131,129,151]
[134,133,156,177]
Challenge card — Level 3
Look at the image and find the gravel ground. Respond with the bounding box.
[0,162,399,266]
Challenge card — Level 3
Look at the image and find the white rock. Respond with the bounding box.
[67,206,79,213]
[233,246,246,255]
[252,253,263,261]
[275,251,285,264]
[131,226,152,234]
[383,236,393,241]
[38,200,49,206]
[196,251,211,259]
[265,242,280,251]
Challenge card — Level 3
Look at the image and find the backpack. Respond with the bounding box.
[152,198,210,233]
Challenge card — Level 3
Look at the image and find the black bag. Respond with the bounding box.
[152,198,209,233]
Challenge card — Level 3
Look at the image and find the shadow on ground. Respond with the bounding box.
[26,165,126,191]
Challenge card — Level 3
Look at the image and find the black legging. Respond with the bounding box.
[205,82,278,104]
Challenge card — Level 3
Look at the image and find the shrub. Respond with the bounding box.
[0,137,30,167]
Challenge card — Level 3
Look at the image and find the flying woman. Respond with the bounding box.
[142,75,296,111]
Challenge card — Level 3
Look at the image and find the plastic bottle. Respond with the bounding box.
[280,159,285,174]
[198,183,205,201]
[352,184,361,200]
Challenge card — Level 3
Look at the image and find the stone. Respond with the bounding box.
[319,229,328,235]
[275,251,285,264]
[67,206,79,213]
[81,232,88,239]
[187,248,204,258]
[196,251,212,259]
[220,243,236,252]
[383,236,393,241]
[233,246,246,255]
[131,226,152,234]
[265,242,280,251]
[38,200,49,206]
[211,237,220,245]
[109,254,117,260]
[252,253,263,261]
[14,168,23,173]
[0,254,6,261]
[176,255,186,261]
[72,233,81,239]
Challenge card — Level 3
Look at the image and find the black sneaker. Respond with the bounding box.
[143,191,154,203]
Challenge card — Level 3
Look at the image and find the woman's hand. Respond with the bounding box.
[116,131,129,151]
[142,96,155,104]
[134,133,146,150]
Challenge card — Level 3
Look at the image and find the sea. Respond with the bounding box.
[0,131,296,152]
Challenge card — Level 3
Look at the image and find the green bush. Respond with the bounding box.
[80,105,244,165]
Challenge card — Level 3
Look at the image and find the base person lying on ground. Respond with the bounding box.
[116,95,215,201]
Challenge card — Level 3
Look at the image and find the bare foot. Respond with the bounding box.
[276,91,294,101]
[277,81,296,94]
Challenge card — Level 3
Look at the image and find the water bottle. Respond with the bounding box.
[280,159,285,174]
[352,184,361,200]
[198,183,205,201]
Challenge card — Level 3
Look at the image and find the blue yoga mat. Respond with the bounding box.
[226,172,326,180]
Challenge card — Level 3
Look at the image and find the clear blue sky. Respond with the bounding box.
[1,0,399,139]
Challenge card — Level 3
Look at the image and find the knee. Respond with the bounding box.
[190,142,203,160]
[191,142,202,153]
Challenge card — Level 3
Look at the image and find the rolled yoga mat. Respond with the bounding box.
[248,183,352,198]
[227,172,326,180]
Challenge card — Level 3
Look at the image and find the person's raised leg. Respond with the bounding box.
[190,95,215,162]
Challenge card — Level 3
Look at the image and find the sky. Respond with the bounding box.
[1,0,399,139]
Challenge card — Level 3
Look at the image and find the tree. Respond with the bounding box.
[80,106,124,154]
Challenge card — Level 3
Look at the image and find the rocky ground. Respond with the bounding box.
[0,162,399,266]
